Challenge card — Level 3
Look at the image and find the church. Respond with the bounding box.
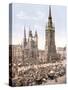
[22,27,38,60]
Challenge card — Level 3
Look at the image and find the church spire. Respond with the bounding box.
[24,26,26,38]
[29,26,32,37]
[24,26,27,47]
[35,30,38,37]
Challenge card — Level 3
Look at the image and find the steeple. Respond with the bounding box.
[48,5,52,27]
[35,30,38,37]
[24,26,26,39]
[45,6,57,63]
[24,26,27,47]
[29,26,32,37]
[49,5,52,19]
[35,30,38,49]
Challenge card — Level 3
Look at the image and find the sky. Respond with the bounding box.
[12,3,66,50]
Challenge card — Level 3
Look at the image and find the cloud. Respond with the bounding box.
[36,11,45,19]
[16,11,29,20]
[16,11,45,21]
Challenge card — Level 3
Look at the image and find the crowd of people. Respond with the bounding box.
[12,62,66,86]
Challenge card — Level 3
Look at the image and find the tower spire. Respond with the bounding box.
[24,26,26,38]
[45,6,57,63]
[24,26,27,47]
[49,5,52,19]
[35,30,38,37]
[48,5,52,27]
[29,26,32,37]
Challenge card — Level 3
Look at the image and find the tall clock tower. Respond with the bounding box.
[45,6,57,63]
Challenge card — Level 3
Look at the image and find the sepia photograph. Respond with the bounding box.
[9,3,66,86]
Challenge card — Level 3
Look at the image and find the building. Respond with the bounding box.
[23,27,38,59]
[45,6,58,63]
[22,27,39,65]
[57,47,66,60]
